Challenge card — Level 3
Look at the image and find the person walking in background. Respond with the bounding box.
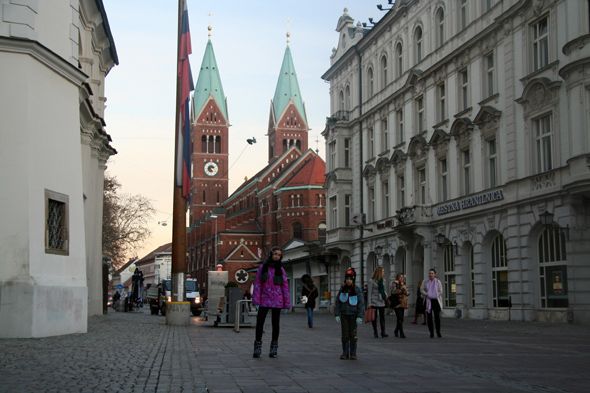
[252,246,290,358]
[301,274,318,328]
[421,269,443,338]
[112,291,121,309]
[367,266,388,338]
[391,273,410,338]
[243,289,252,311]
[411,281,427,325]
[335,268,364,360]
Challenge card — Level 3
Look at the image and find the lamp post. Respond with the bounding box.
[210,215,218,269]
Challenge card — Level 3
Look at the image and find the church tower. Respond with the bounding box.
[191,25,229,222]
[267,31,309,164]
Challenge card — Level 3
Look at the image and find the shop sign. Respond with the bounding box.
[437,189,504,216]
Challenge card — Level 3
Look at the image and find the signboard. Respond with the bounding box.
[437,189,504,216]
[116,284,123,290]
[207,271,228,316]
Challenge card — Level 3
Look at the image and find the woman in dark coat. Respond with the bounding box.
[301,274,318,328]
[411,280,427,325]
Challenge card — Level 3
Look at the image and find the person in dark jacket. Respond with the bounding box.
[251,246,290,358]
[411,281,427,325]
[301,274,318,328]
[335,268,364,360]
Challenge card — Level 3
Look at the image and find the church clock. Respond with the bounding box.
[204,161,219,176]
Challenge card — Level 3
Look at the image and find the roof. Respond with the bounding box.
[115,257,138,275]
[137,242,172,264]
[226,220,261,233]
[272,46,306,125]
[193,39,227,120]
[95,0,119,65]
[281,154,326,188]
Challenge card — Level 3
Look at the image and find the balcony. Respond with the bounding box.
[327,110,349,125]
[394,205,432,226]
[326,227,356,244]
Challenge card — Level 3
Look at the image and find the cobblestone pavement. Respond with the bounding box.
[1,307,589,393]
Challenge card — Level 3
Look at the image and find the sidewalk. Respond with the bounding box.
[1,307,589,393]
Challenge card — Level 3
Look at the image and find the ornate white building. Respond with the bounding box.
[0,0,117,337]
[322,0,590,324]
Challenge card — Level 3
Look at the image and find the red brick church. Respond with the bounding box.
[187,31,332,308]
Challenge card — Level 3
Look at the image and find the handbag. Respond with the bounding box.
[364,307,375,323]
[384,296,391,308]
[401,294,408,309]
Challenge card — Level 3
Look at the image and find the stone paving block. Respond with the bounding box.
[1,310,590,392]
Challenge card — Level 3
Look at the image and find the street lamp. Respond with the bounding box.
[375,245,383,257]
[375,245,383,267]
[540,210,569,240]
[210,215,218,269]
[435,233,458,255]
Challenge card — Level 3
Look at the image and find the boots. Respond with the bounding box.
[381,319,388,337]
[349,342,357,360]
[372,320,379,338]
[411,314,418,324]
[253,340,262,358]
[399,324,406,338]
[269,341,278,358]
[340,342,349,360]
[422,315,427,325]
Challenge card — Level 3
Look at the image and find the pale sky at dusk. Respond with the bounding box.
[101,0,383,261]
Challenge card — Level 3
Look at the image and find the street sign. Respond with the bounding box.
[116,284,123,290]
[350,212,364,225]
[235,269,248,284]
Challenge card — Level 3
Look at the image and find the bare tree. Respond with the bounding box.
[103,174,155,271]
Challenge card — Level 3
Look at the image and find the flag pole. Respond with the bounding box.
[171,0,187,308]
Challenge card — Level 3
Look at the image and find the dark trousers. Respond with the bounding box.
[394,307,405,333]
[340,315,358,343]
[371,306,386,334]
[427,300,442,334]
[255,307,281,342]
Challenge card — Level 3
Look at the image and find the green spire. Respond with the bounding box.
[272,46,306,125]
[193,39,227,120]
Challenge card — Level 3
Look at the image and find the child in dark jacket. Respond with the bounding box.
[335,268,365,360]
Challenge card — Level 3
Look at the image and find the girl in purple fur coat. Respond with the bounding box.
[252,246,290,358]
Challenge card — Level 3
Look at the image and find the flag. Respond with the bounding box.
[176,0,193,199]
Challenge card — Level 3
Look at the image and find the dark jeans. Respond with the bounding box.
[427,300,442,334]
[255,307,281,342]
[306,307,313,327]
[371,306,386,333]
[394,307,405,332]
[340,315,358,343]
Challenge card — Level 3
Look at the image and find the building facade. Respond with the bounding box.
[322,0,590,324]
[0,0,118,337]
[187,31,330,310]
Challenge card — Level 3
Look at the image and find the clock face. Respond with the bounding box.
[204,161,219,176]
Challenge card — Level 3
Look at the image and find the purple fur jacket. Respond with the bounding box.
[252,264,290,309]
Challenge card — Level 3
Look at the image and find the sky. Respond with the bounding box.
[101,0,385,261]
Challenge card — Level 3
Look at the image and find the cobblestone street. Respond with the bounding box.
[1,308,589,393]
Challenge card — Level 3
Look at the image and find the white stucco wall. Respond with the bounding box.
[0,49,88,337]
